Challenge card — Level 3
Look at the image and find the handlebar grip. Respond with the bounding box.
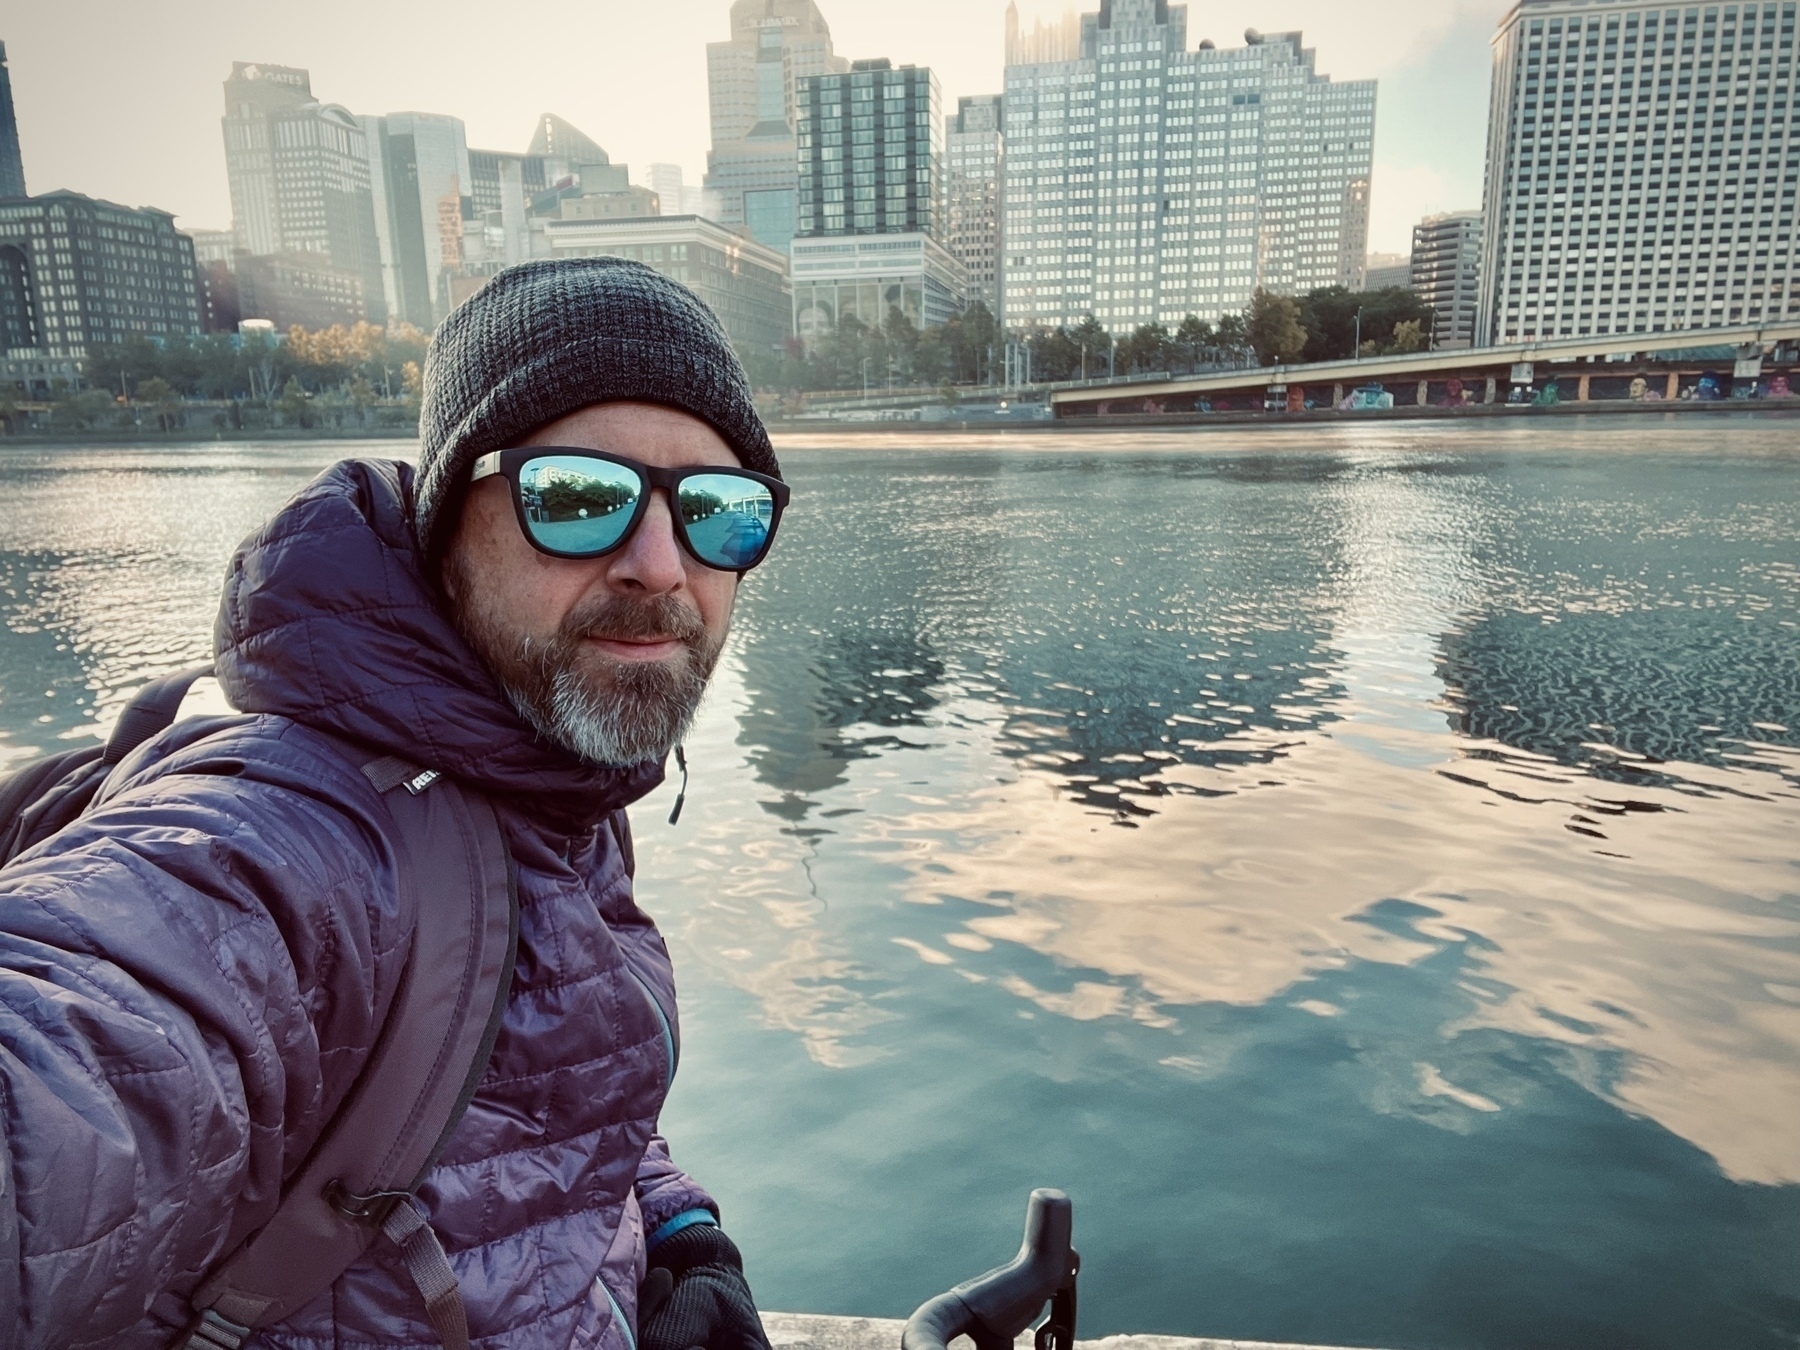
[901,1189,1078,1350]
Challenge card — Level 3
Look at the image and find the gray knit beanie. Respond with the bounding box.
[412,257,778,561]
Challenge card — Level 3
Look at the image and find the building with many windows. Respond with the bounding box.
[542,213,791,353]
[0,191,201,392]
[1361,250,1411,291]
[221,62,384,323]
[231,249,370,330]
[947,95,1004,314]
[796,60,943,238]
[792,59,964,339]
[704,0,849,252]
[1002,2,1376,334]
[789,233,967,338]
[457,118,616,295]
[1410,211,1482,347]
[469,149,549,218]
[1477,0,1798,343]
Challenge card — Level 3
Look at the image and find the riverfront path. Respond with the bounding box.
[763,1312,1393,1350]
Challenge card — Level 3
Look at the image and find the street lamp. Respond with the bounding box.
[1352,306,1363,359]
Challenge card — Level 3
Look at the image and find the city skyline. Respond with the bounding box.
[8,0,1495,255]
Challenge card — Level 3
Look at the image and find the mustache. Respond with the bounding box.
[559,592,707,647]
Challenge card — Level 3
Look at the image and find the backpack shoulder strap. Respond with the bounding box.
[180,752,517,1350]
[0,662,215,867]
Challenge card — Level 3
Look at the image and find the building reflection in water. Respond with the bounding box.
[641,433,1800,1186]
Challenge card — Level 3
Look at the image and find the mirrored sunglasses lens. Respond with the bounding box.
[517,456,641,555]
[678,473,776,569]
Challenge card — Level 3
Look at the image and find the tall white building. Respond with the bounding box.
[947,95,1004,313]
[1478,0,1798,344]
[1002,1,1375,334]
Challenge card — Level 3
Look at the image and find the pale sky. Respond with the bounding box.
[8,0,1504,256]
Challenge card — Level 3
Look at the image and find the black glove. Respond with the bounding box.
[638,1223,772,1350]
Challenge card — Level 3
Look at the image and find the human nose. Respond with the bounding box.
[605,489,686,594]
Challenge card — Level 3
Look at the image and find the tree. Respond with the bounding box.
[1389,319,1427,354]
[913,324,953,386]
[1245,289,1307,366]
[1116,322,1170,376]
[883,306,920,385]
[137,377,182,432]
[1297,284,1431,361]
[276,376,313,428]
[1214,311,1249,355]
[959,301,999,384]
[1172,315,1215,372]
[349,375,378,425]
[1070,316,1111,378]
[401,361,424,422]
[50,388,119,430]
[1031,327,1081,382]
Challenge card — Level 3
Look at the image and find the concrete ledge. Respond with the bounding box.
[762,1312,1394,1350]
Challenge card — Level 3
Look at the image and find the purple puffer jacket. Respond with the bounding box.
[0,459,713,1349]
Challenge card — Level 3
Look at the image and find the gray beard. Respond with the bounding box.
[447,551,722,768]
[508,629,712,767]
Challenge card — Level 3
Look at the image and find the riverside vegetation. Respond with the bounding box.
[0,284,1432,437]
[2,321,430,437]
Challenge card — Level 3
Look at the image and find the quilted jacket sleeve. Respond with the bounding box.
[0,719,406,1350]
[634,1133,719,1235]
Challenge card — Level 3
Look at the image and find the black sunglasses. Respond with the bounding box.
[471,447,789,573]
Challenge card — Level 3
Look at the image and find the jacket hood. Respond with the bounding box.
[214,457,663,828]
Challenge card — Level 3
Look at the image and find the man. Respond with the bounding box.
[0,259,784,1348]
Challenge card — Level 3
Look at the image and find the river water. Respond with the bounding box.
[1,423,1796,1350]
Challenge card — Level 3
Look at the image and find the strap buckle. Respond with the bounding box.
[324,1178,411,1223]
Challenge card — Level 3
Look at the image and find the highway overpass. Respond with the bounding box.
[1049,322,1800,420]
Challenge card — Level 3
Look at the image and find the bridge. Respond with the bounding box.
[1048,321,1800,420]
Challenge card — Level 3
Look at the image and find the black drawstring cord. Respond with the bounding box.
[668,745,688,826]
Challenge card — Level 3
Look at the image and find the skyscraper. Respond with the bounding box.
[1410,211,1482,348]
[0,41,25,199]
[796,61,943,237]
[0,193,201,392]
[362,111,471,327]
[527,114,612,181]
[792,59,965,338]
[1002,2,1376,334]
[220,62,384,322]
[704,0,849,252]
[1477,0,1798,343]
[947,95,1004,314]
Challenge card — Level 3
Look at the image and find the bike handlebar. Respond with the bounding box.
[901,1189,1079,1350]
